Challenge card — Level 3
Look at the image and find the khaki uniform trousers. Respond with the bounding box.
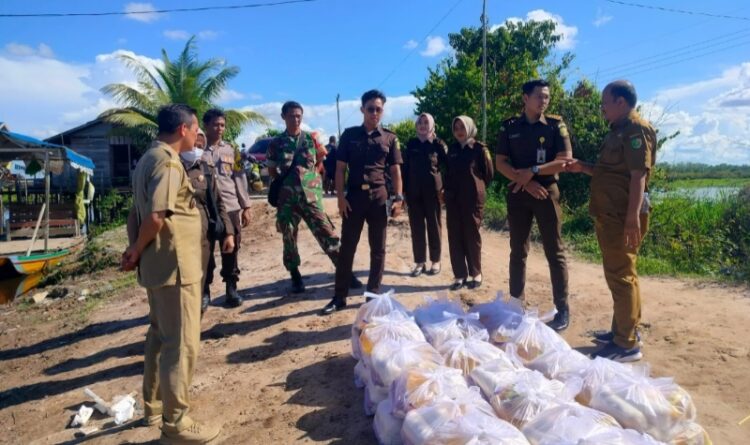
[142,273,202,433]
[595,212,649,349]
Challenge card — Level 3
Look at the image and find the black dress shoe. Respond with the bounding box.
[320,298,347,315]
[546,308,570,332]
[468,279,482,290]
[427,264,441,276]
[224,281,242,308]
[449,279,466,291]
[350,276,363,289]
[410,264,427,278]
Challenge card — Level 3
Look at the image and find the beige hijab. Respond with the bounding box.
[416,113,436,143]
[452,115,477,147]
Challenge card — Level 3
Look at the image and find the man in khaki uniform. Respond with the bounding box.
[123,104,221,444]
[202,108,252,308]
[565,80,656,363]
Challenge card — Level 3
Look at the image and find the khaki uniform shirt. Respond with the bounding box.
[496,114,572,186]
[203,140,251,212]
[132,141,202,288]
[590,111,657,217]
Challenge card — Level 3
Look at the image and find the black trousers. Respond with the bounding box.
[446,199,483,279]
[407,192,442,264]
[334,189,387,301]
[507,183,568,310]
[205,209,242,290]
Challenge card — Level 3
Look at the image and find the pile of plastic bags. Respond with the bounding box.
[351,290,712,445]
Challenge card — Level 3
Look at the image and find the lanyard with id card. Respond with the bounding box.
[536,136,546,164]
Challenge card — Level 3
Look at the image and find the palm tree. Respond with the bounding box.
[99,36,267,143]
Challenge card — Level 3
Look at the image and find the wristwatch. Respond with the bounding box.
[393,194,405,202]
[531,165,540,174]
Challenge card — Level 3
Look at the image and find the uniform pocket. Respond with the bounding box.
[599,145,623,165]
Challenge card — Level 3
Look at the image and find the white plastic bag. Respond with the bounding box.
[359,311,426,360]
[526,346,591,384]
[521,402,621,444]
[429,408,531,445]
[354,360,368,389]
[589,372,696,442]
[374,399,404,445]
[365,381,390,416]
[390,366,470,418]
[500,310,569,364]
[468,355,523,398]
[352,289,409,359]
[488,369,577,427]
[413,296,464,328]
[469,292,525,344]
[577,356,639,406]
[369,340,443,388]
[401,388,495,445]
[421,311,489,348]
[438,336,508,376]
[669,421,712,445]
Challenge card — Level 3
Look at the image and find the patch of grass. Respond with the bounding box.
[666,178,750,189]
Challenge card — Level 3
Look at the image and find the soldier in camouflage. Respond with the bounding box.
[266,101,362,293]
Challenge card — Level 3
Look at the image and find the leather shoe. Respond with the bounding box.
[320,298,346,315]
[427,263,441,275]
[468,279,482,290]
[410,264,426,277]
[449,279,466,291]
[224,281,242,308]
[546,307,570,332]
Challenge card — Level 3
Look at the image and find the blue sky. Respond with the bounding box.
[1,0,749,164]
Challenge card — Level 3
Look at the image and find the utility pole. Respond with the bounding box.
[481,0,488,142]
[336,94,342,140]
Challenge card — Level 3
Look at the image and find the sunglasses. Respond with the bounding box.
[365,106,384,114]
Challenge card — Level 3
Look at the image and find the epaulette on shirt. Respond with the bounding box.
[381,127,396,135]
[545,114,562,121]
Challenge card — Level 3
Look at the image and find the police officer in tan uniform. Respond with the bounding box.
[320,89,404,315]
[202,108,252,308]
[495,79,573,331]
[123,104,221,443]
[565,80,656,363]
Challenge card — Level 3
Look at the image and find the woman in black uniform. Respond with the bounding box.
[402,113,448,277]
[444,116,494,290]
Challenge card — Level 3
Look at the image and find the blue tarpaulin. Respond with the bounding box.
[0,129,95,175]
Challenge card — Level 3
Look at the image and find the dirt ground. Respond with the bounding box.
[1,195,749,444]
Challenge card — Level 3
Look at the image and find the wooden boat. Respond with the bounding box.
[0,272,43,304]
[0,249,70,279]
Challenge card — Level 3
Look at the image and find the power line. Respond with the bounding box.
[0,0,318,18]
[589,28,750,78]
[603,0,750,22]
[341,0,466,126]
[596,37,750,80]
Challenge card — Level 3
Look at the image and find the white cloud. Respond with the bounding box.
[4,42,54,58]
[421,36,450,57]
[163,29,191,40]
[403,39,418,50]
[640,61,750,165]
[493,9,578,50]
[0,48,162,138]
[218,89,245,103]
[198,30,219,40]
[124,2,160,23]
[593,9,613,27]
[236,95,418,147]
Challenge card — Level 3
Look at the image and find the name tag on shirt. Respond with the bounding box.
[509,133,521,139]
[536,148,546,164]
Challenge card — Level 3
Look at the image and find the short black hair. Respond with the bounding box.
[329,136,336,143]
[606,80,638,107]
[157,104,197,134]
[522,79,550,96]
[281,101,303,116]
[202,108,226,125]
[361,89,386,106]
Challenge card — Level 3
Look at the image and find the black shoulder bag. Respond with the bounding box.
[202,162,226,241]
[268,132,306,208]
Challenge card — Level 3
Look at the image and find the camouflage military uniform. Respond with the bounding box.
[266,131,340,270]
